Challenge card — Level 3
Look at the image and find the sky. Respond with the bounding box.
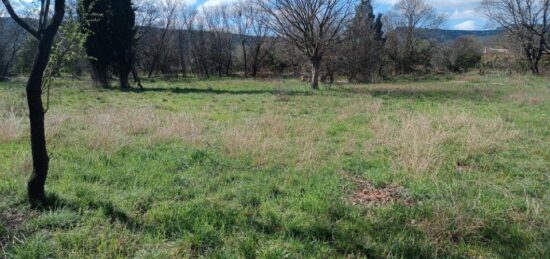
[193,0,490,31]
[8,0,490,31]
[374,0,488,30]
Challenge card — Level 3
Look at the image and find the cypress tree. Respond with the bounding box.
[111,0,136,89]
[345,0,386,82]
[79,0,136,88]
[79,0,113,88]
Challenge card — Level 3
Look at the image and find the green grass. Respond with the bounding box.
[1,73,549,258]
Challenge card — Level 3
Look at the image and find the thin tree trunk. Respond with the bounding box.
[310,57,321,90]
[241,40,247,78]
[132,66,143,89]
[23,0,65,206]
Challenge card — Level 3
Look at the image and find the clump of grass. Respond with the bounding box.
[0,95,27,144]
[153,113,205,146]
[368,109,519,174]
[220,112,290,165]
[417,204,486,256]
[506,90,550,105]
[0,110,25,144]
[55,107,207,152]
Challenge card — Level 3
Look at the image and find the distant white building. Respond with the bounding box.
[483,47,510,55]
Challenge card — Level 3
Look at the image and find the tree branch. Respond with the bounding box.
[1,0,40,39]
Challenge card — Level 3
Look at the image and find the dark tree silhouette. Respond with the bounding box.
[79,0,113,88]
[111,0,137,88]
[1,0,66,206]
[344,0,386,82]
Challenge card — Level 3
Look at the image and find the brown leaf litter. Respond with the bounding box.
[347,174,414,207]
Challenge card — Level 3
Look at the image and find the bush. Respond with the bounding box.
[433,36,483,73]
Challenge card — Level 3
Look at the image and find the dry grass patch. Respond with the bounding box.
[59,107,207,151]
[368,109,519,174]
[218,112,330,167]
[154,113,205,146]
[0,96,27,144]
[369,113,446,174]
[417,204,485,256]
[506,91,550,105]
[220,113,290,165]
[292,118,329,168]
[0,111,26,144]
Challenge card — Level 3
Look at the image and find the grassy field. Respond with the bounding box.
[1,74,549,258]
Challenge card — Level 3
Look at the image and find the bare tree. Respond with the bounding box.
[142,0,178,78]
[231,1,272,78]
[258,0,353,89]
[175,5,196,77]
[203,5,234,77]
[248,5,272,78]
[385,0,445,73]
[189,14,211,77]
[231,1,253,77]
[2,0,66,206]
[482,0,550,74]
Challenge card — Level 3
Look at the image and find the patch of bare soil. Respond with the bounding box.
[1,208,31,254]
[347,175,414,207]
[1,209,27,229]
[455,160,477,174]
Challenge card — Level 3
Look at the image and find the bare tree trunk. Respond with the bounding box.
[310,57,321,90]
[2,0,67,207]
[27,41,51,205]
[131,66,143,89]
[91,63,109,88]
[241,40,248,78]
[119,61,131,89]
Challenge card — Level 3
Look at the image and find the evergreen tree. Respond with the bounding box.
[344,0,386,82]
[111,0,136,88]
[79,0,136,88]
[79,0,113,88]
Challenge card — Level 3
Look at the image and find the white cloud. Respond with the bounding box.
[448,9,478,20]
[454,20,476,30]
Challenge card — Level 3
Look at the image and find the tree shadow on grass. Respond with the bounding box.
[113,84,501,103]
[118,86,314,96]
[39,193,140,230]
[331,85,501,102]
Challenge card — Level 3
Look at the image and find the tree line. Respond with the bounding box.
[1,0,549,206]
[4,0,549,89]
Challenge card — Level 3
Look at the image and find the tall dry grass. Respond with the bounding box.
[0,95,27,144]
[50,107,206,152]
[368,109,519,174]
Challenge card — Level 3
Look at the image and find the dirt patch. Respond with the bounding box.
[454,160,478,174]
[1,208,26,254]
[347,175,414,207]
[1,208,28,229]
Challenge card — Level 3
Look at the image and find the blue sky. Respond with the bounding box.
[373,0,488,30]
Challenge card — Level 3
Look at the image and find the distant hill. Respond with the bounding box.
[420,29,502,42]
[1,17,503,45]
